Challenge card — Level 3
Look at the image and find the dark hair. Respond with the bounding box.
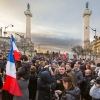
[59,65,66,70]
[66,63,71,67]
[97,63,100,67]
[0,55,2,57]
[20,55,28,61]
[62,76,75,90]
[96,77,100,84]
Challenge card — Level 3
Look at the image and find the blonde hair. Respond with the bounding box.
[54,68,59,74]
[85,69,91,74]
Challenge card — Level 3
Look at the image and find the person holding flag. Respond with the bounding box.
[2,35,30,100]
[2,35,22,98]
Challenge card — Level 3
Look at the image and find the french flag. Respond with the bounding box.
[62,52,67,59]
[2,49,22,96]
[12,35,21,61]
[2,47,22,96]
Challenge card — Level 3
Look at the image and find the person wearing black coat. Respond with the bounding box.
[17,55,32,80]
[37,68,56,100]
[28,65,37,100]
[55,66,67,99]
[81,69,92,100]
[55,66,67,91]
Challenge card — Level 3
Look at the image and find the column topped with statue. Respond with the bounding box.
[83,2,92,17]
[24,3,32,17]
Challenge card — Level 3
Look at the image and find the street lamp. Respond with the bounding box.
[86,26,96,39]
[4,24,14,37]
[16,33,24,39]
[86,26,97,59]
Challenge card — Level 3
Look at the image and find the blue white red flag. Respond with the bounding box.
[12,35,21,61]
[2,36,22,96]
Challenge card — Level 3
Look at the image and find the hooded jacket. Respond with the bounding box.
[60,87,80,100]
[17,62,31,80]
[37,71,56,100]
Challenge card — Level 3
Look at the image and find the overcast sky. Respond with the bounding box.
[0,0,100,52]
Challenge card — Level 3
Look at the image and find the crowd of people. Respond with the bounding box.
[0,54,100,100]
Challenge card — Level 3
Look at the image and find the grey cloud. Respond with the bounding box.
[32,34,82,51]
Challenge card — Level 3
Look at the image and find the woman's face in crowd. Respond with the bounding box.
[63,81,68,89]
[85,71,90,76]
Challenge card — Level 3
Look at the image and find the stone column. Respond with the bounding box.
[24,3,32,44]
[83,2,92,49]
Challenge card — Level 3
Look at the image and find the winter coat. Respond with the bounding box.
[13,79,29,100]
[81,75,92,100]
[17,62,31,80]
[60,87,80,100]
[55,73,67,91]
[37,71,56,100]
[90,84,100,99]
[73,69,83,87]
[28,72,37,100]
[2,90,13,100]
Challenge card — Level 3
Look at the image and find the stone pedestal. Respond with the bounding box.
[24,5,32,44]
[83,7,92,48]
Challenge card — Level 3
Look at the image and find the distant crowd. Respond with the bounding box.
[0,54,100,100]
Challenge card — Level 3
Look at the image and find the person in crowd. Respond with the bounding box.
[13,61,31,100]
[90,62,96,77]
[55,65,67,98]
[80,65,85,77]
[66,63,77,87]
[81,69,92,100]
[28,65,37,100]
[35,60,40,74]
[0,55,4,100]
[86,62,92,71]
[73,63,83,87]
[37,66,56,100]
[90,77,100,100]
[0,55,5,75]
[55,76,80,100]
[51,62,57,72]
[38,61,45,73]
[95,63,100,77]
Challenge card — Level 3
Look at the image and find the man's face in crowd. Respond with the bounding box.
[66,65,71,71]
[59,66,65,75]
[74,64,79,70]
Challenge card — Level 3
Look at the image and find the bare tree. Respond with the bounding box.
[71,45,83,58]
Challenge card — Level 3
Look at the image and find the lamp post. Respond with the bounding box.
[86,26,97,59]
[4,24,14,37]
